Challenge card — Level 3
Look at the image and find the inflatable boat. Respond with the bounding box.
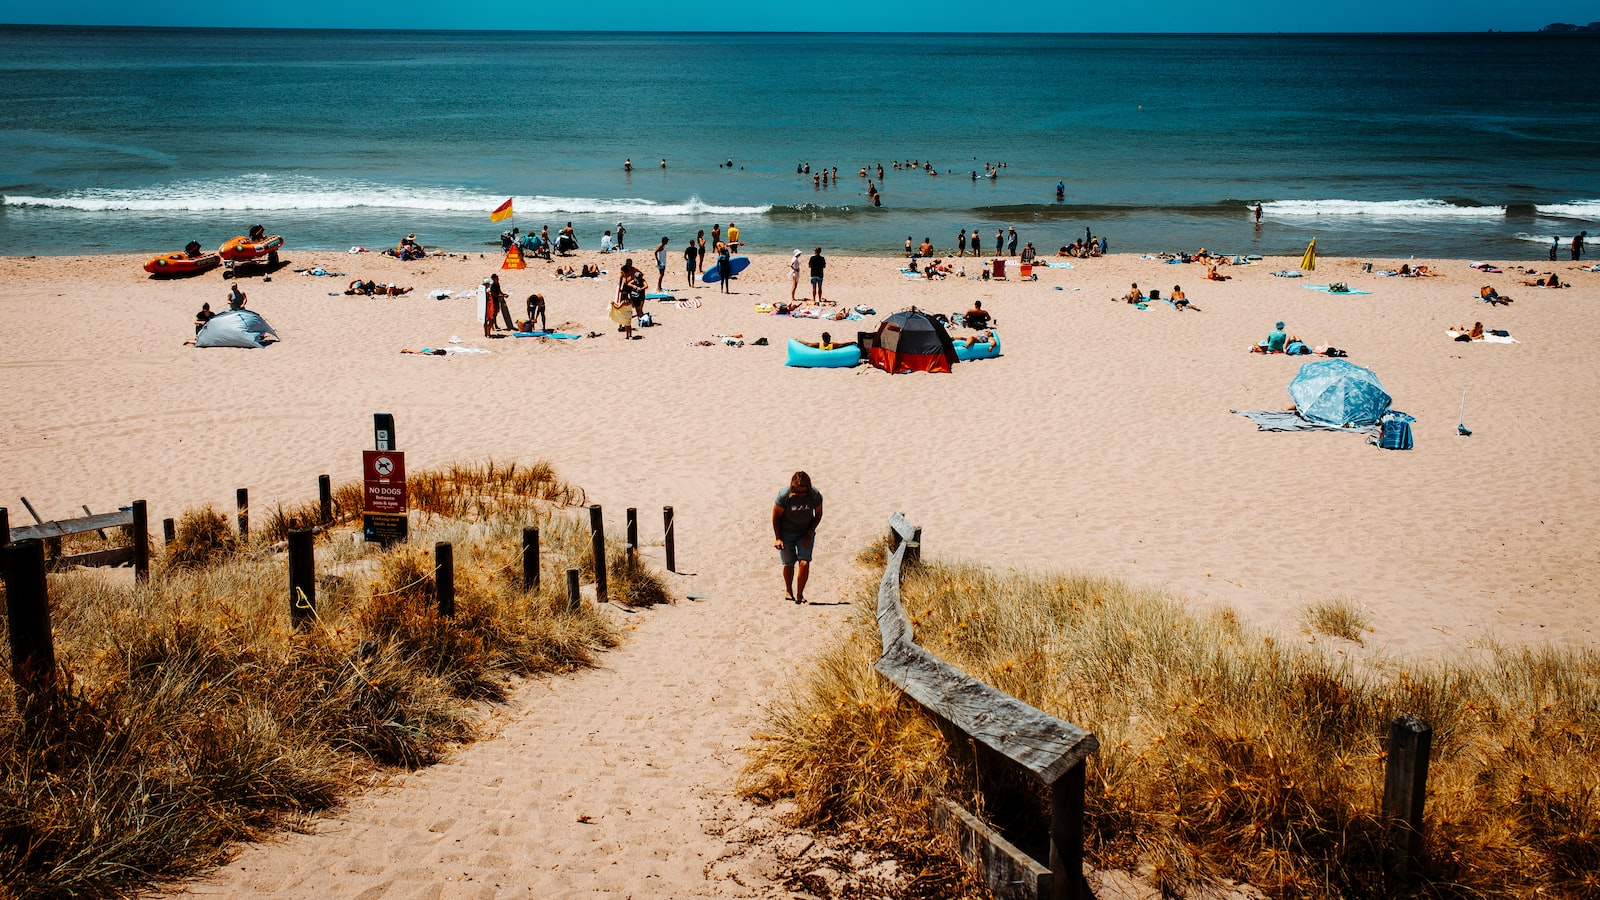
[786,338,860,368]
[219,234,284,262]
[143,252,222,277]
[952,330,1001,361]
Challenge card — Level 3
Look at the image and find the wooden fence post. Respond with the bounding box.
[566,567,581,614]
[523,526,540,592]
[1382,714,1432,882]
[2,538,56,721]
[589,504,608,604]
[908,525,923,565]
[163,517,176,544]
[0,507,8,547]
[318,474,333,525]
[435,541,455,618]
[1049,760,1088,900]
[663,505,675,573]
[288,528,316,628]
[131,499,150,582]
[236,488,249,540]
[626,507,638,569]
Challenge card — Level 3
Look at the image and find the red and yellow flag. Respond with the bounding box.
[490,197,514,222]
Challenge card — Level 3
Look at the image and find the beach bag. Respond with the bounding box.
[1376,411,1414,451]
[638,312,654,327]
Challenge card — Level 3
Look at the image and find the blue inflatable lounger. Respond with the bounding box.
[786,338,861,368]
[953,329,1001,361]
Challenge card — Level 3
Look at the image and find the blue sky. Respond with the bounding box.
[1,0,1595,31]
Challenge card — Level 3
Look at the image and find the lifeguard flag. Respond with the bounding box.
[490,198,514,222]
[1300,238,1317,272]
[502,245,525,270]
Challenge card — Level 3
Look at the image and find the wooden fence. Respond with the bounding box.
[876,513,1098,900]
[875,513,1436,896]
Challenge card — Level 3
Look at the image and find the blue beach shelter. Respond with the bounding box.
[1287,359,1391,427]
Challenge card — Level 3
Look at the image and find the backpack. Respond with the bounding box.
[1375,411,1415,450]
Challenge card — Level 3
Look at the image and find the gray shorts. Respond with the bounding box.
[777,533,814,565]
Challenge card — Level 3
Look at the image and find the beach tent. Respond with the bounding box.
[1300,238,1317,272]
[868,308,959,373]
[195,309,280,348]
[1287,359,1390,427]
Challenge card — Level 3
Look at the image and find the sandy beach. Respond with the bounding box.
[4,244,1599,895]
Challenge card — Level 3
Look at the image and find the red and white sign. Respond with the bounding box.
[363,450,408,514]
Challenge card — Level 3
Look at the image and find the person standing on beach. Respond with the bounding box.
[684,239,699,286]
[789,249,803,300]
[1254,202,1264,224]
[613,260,642,339]
[227,284,247,310]
[490,274,513,331]
[728,222,740,253]
[711,223,722,251]
[995,228,1005,256]
[717,247,733,294]
[957,229,967,257]
[654,237,669,292]
[1007,226,1019,257]
[616,223,626,252]
[772,470,823,604]
[808,247,826,301]
[972,229,982,258]
[525,293,547,332]
[696,230,707,270]
[1573,231,1587,261]
[1551,237,1560,262]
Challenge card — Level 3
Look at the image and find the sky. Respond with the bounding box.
[0,0,1596,32]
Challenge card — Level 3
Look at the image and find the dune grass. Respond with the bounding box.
[0,462,656,898]
[744,556,1600,899]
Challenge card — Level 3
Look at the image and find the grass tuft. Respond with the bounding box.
[1302,598,1370,645]
[0,461,638,898]
[748,555,1600,899]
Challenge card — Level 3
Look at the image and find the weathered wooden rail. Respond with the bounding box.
[876,513,1098,900]
[2,502,149,579]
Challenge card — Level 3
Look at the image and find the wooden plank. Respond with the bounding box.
[48,547,135,571]
[876,641,1097,784]
[9,510,133,542]
[935,799,1051,900]
[876,511,1098,785]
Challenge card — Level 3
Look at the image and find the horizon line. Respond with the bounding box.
[0,22,1584,36]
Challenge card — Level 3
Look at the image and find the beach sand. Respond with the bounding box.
[3,246,1597,895]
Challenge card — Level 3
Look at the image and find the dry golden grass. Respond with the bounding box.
[0,462,642,898]
[1302,598,1371,645]
[746,556,1600,899]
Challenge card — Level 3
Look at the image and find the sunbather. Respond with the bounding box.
[1520,272,1562,288]
[1121,283,1144,304]
[1169,285,1200,312]
[1206,264,1230,281]
[962,330,996,349]
[800,331,856,351]
[1480,285,1513,305]
[1250,321,1289,353]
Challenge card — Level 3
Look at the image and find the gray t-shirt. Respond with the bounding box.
[774,487,822,539]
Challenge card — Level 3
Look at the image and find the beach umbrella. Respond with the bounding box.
[1287,359,1391,427]
[1300,238,1317,271]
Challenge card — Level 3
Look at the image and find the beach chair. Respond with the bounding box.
[991,258,1007,280]
[1018,263,1035,281]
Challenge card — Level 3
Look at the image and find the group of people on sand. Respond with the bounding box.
[1249,320,1346,357]
[386,234,426,261]
[1058,235,1107,258]
[1118,283,1201,311]
[1551,231,1587,261]
[345,279,411,296]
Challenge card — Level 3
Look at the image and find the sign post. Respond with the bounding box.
[363,415,407,544]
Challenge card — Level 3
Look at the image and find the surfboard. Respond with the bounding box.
[700,255,750,284]
[473,285,488,326]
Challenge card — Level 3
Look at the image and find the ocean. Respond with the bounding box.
[1,27,1597,258]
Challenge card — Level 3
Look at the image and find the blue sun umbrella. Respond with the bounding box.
[1288,359,1391,427]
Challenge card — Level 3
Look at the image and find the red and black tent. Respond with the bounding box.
[867,308,959,374]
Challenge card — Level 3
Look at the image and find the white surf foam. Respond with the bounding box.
[1,175,771,218]
[1263,199,1506,219]
[1535,201,1600,221]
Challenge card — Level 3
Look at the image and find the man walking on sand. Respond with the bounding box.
[772,470,823,604]
[808,247,826,301]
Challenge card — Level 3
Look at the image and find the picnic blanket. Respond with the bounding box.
[1447,330,1518,344]
[1305,285,1373,295]
[1232,410,1379,434]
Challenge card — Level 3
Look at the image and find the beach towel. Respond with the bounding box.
[1446,330,1518,344]
[1048,262,1074,269]
[1232,410,1379,434]
[1469,262,1502,273]
[647,292,675,301]
[1272,270,1303,278]
[1305,285,1373,295]
[513,331,583,339]
[428,289,454,299]
[676,298,703,309]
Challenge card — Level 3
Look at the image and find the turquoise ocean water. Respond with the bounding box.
[1,27,1597,258]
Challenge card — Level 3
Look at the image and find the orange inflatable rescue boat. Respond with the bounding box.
[144,251,222,277]
[219,233,284,262]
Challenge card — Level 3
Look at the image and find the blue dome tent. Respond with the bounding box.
[1287,359,1391,427]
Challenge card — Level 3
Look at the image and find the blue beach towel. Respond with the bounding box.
[1305,285,1372,295]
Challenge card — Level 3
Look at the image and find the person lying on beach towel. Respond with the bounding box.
[1519,272,1564,288]
[1167,285,1201,311]
[1397,263,1437,277]
[1206,264,1231,281]
[1480,285,1514,305]
[1449,323,1517,343]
